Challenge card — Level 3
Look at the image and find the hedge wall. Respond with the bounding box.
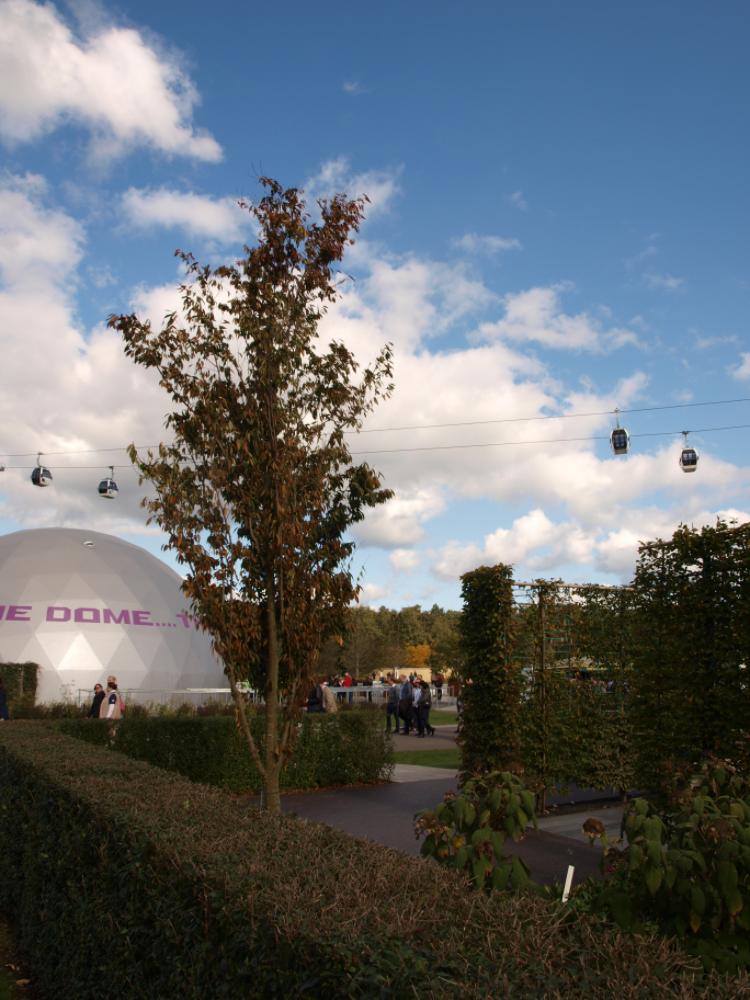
[0,661,38,705]
[60,709,391,792]
[0,723,744,999]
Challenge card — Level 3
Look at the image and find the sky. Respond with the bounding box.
[0,0,748,610]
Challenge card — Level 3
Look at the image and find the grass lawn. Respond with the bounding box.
[393,748,460,769]
[427,709,458,727]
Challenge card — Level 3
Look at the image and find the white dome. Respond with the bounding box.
[0,528,225,703]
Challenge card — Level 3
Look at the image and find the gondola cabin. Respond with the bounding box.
[610,427,629,455]
[31,465,52,487]
[98,476,119,499]
[679,447,698,473]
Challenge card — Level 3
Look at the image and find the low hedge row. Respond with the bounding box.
[0,723,746,999]
[59,709,391,791]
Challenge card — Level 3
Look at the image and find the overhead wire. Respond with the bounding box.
[1,421,748,468]
[1,394,750,462]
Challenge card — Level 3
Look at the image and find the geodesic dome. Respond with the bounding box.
[0,527,225,703]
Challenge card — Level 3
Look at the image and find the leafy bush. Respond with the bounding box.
[593,757,750,972]
[416,770,538,892]
[60,709,392,791]
[0,723,743,999]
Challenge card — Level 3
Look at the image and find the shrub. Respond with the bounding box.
[593,757,750,972]
[60,708,392,792]
[0,723,744,999]
[416,770,538,893]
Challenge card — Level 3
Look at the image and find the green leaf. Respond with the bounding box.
[491,863,511,891]
[645,866,663,895]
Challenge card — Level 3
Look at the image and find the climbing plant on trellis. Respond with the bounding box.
[458,518,750,801]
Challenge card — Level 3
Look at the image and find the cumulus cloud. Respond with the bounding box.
[121,188,249,242]
[389,548,420,572]
[0,173,166,531]
[509,190,528,210]
[0,0,221,162]
[477,285,640,352]
[305,157,401,217]
[453,233,522,254]
[731,353,750,380]
[352,488,446,549]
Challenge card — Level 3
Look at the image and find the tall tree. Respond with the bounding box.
[109,178,393,812]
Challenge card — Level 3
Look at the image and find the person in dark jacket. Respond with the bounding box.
[417,680,434,737]
[0,680,9,721]
[88,683,105,718]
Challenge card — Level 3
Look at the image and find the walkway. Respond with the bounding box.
[281,724,624,887]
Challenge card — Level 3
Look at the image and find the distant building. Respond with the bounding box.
[0,527,224,703]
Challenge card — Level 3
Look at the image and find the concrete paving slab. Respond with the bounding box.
[391,763,459,783]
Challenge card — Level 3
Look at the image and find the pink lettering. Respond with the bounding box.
[7,605,32,621]
[0,606,5,621]
[74,608,101,624]
[132,610,153,626]
[103,609,131,625]
[175,613,191,628]
[47,606,71,622]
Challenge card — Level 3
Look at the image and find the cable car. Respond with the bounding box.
[610,410,629,455]
[98,466,119,499]
[31,455,52,487]
[679,432,698,474]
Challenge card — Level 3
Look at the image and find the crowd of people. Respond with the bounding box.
[306,673,437,737]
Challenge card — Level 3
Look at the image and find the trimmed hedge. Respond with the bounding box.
[0,723,747,999]
[0,661,38,708]
[59,709,391,791]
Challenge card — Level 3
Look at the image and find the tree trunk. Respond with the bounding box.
[263,588,282,813]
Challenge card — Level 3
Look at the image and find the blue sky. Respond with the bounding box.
[1,0,748,608]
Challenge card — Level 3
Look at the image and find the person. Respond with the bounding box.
[0,679,9,721]
[342,671,353,705]
[99,676,123,720]
[385,677,400,733]
[88,683,105,718]
[398,675,414,735]
[307,681,324,712]
[434,673,444,702]
[417,680,435,737]
[321,681,337,713]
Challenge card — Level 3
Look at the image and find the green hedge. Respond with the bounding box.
[0,723,744,999]
[0,661,38,707]
[59,709,391,791]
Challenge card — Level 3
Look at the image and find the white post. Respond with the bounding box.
[561,865,575,903]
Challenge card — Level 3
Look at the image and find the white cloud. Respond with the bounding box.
[305,157,401,217]
[389,548,420,572]
[454,233,522,254]
[509,190,528,210]
[644,272,685,291]
[352,488,446,549]
[731,353,750,380]
[358,582,388,605]
[0,173,166,531]
[477,285,640,352]
[121,188,248,242]
[343,80,366,95]
[0,0,221,162]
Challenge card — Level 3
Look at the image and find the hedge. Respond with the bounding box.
[59,709,391,791]
[0,723,747,999]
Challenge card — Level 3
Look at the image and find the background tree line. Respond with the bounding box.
[318,604,461,679]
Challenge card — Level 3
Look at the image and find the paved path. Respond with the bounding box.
[282,759,623,887]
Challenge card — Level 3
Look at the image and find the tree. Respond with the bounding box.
[109,178,393,812]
